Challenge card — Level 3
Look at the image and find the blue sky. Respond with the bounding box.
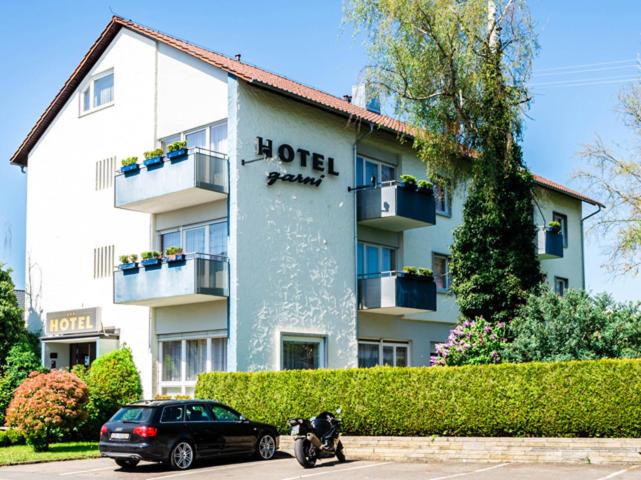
[0,1,639,299]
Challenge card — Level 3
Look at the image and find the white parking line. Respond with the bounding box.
[146,458,290,480]
[279,462,393,480]
[59,466,117,476]
[595,464,641,480]
[427,463,510,480]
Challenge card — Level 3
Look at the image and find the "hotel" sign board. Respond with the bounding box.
[46,308,100,336]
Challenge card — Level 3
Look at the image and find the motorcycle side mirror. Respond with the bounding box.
[336,408,342,415]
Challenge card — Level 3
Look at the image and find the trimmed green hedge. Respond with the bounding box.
[195,359,641,437]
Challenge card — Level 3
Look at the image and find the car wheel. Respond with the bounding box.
[256,433,276,460]
[115,458,139,469]
[170,441,194,470]
[336,441,346,463]
[294,438,317,468]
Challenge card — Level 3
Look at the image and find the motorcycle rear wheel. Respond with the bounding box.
[336,441,346,463]
[294,438,317,468]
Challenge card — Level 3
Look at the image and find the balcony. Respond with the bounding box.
[115,148,228,213]
[356,182,436,231]
[537,228,564,260]
[113,253,228,307]
[358,272,437,315]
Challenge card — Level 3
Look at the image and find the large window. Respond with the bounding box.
[356,156,395,187]
[358,340,409,367]
[357,242,396,276]
[432,253,451,291]
[554,276,569,296]
[434,177,452,217]
[553,212,568,248]
[282,336,325,370]
[160,220,228,256]
[159,336,226,396]
[80,70,114,114]
[161,121,228,155]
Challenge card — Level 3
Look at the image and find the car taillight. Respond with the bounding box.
[132,425,158,438]
[100,424,108,436]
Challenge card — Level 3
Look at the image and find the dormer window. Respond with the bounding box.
[80,70,114,114]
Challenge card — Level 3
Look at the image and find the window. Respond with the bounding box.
[434,178,452,216]
[80,71,114,113]
[158,220,228,256]
[553,212,568,248]
[95,157,116,190]
[357,242,396,276]
[161,121,228,155]
[358,341,410,367]
[159,336,227,396]
[185,404,213,422]
[554,277,569,296]
[93,245,114,279]
[282,336,325,370]
[432,253,451,291]
[160,406,184,423]
[210,405,240,422]
[112,407,154,423]
[356,156,395,187]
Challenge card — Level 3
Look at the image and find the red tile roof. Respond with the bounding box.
[9,16,603,207]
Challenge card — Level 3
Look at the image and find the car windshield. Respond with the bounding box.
[110,407,154,423]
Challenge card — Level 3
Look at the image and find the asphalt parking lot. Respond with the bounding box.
[0,454,639,480]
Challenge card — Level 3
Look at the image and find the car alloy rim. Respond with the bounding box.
[259,435,276,459]
[173,442,193,469]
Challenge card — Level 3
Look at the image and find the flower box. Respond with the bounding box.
[121,164,140,175]
[143,156,163,168]
[166,254,186,263]
[119,262,138,271]
[167,148,188,161]
[141,258,162,267]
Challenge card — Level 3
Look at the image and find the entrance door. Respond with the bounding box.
[69,342,96,368]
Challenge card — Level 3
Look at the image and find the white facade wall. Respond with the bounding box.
[22,27,588,395]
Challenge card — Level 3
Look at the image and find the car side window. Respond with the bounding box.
[161,406,184,423]
[185,404,213,422]
[211,405,240,422]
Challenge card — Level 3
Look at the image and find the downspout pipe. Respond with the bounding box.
[580,203,603,290]
[352,122,374,363]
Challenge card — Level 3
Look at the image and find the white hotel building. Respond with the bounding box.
[10,17,602,398]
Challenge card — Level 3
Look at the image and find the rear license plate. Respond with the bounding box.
[110,433,130,440]
[291,425,300,435]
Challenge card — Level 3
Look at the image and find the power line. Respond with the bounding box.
[535,58,636,73]
[532,63,638,78]
[530,76,638,89]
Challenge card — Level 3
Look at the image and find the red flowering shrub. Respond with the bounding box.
[6,370,89,451]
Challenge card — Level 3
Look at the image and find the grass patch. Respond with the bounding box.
[0,442,99,465]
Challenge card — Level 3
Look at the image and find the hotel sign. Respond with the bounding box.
[46,308,100,336]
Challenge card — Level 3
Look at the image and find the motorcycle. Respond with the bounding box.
[289,408,346,468]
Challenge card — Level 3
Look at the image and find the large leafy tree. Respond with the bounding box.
[0,263,26,366]
[577,83,641,276]
[346,0,543,322]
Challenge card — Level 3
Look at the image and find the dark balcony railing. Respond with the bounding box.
[537,228,564,260]
[114,148,228,213]
[356,181,436,231]
[113,253,228,307]
[358,271,437,314]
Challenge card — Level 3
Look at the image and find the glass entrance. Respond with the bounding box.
[69,342,96,368]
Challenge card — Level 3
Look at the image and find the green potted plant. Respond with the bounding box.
[140,251,162,267]
[118,254,138,271]
[165,246,185,262]
[547,220,562,234]
[143,148,164,168]
[416,179,434,194]
[398,174,417,190]
[120,156,139,175]
[417,267,434,278]
[402,265,418,276]
[166,140,188,161]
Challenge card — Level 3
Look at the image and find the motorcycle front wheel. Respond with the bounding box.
[294,438,317,468]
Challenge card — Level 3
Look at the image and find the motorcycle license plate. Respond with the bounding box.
[291,425,300,435]
[110,433,130,440]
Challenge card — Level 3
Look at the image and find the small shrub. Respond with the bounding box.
[417,267,433,277]
[548,220,562,233]
[0,429,25,447]
[167,140,187,152]
[84,347,142,437]
[143,148,164,159]
[118,255,130,264]
[417,179,433,190]
[165,246,184,256]
[121,157,138,167]
[140,251,161,260]
[431,317,508,366]
[6,370,88,451]
[399,174,417,185]
[402,266,417,275]
[129,253,138,263]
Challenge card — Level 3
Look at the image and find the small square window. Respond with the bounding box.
[282,336,325,370]
[94,73,114,108]
[554,277,569,296]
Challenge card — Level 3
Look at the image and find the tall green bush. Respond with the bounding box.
[84,347,142,435]
[505,289,641,362]
[0,264,28,366]
[196,359,641,437]
[0,342,45,425]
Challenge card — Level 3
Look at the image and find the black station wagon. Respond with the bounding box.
[99,400,279,470]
